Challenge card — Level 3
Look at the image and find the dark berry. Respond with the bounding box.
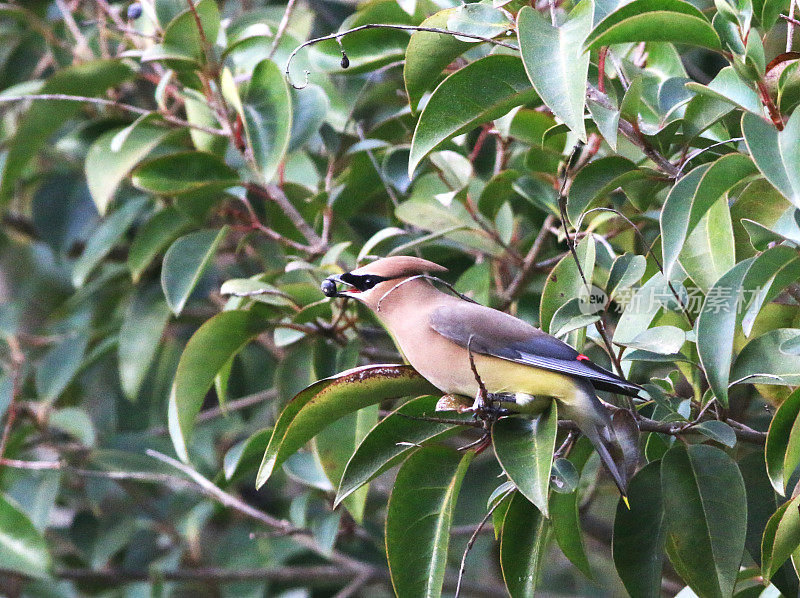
[127,2,142,20]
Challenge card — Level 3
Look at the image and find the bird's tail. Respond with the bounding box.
[563,381,638,501]
[581,420,631,500]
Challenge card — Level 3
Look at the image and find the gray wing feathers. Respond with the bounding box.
[429,303,641,396]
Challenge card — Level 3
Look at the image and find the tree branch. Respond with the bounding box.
[0,94,226,136]
[285,24,517,89]
[586,85,679,177]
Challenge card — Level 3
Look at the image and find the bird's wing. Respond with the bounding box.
[429,302,642,397]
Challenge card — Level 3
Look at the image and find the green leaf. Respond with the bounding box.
[619,325,686,354]
[385,447,474,598]
[696,258,753,406]
[315,405,379,524]
[567,156,640,223]
[693,420,737,447]
[336,395,472,507]
[404,9,473,112]
[35,331,90,402]
[550,440,594,578]
[240,59,292,183]
[742,110,800,209]
[762,495,800,580]
[517,1,592,142]
[288,85,328,154]
[540,236,595,333]
[127,206,193,282]
[223,428,272,481]
[678,196,735,294]
[731,328,800,386]
[49,407,96,447]
[256,364,438,488]
[661,444,747,598]
[661,155,758,280]
[607,253,647,301]
[584,0,721,51]
[168,309,270,462]
[765,387,800,495]
[72,197,149,287]
[118,284,172,400]
[613,461,666,598]
[492,405,558,516]
[550,297,601,337]
[0,494,51,578]
[0,59,133,205]
[85,124,171,214]
[408,55,536,176]
[500,491,549,597]
[131,151,238,196]
[686,66,762,113]
[161,227,228,315]
[159,0,220,63]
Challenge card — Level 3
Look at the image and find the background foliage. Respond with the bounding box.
[2,0,800,596]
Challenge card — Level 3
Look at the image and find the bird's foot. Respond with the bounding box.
[457,392,511,420]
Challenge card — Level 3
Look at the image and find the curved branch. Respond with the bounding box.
[285,24,517,89]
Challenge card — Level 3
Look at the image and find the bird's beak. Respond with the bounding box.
[321,274,355,298]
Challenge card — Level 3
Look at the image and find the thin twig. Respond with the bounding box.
[285,24,517,88]
[783,13,800,27]
[0,94,226,136]
[145,450,370,571]
[149,388,278,436]
[501,214,556,308]
[787,2,797,51]
[267,0,299,59]
[586,85,679,177]
[0,458,195,489]
[55,0,92,59]
[246,183,326,252]
[454,499,504,598]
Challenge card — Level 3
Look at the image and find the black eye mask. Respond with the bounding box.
[321,273,391,297]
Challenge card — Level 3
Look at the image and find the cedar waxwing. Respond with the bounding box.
[321,256,642,496]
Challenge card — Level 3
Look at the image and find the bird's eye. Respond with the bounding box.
[361,276,384,290]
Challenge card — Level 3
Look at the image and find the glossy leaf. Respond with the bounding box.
[385,447,474,598]
[567,156,639,223]
[500,491,549,597]
[696,258,753,406]
[408,55,535,176]
[168,309,270,462]
[72,197,149,287]
[742,110,800,209]
[131,151,237,196]
[118,284,171,400]
[661,155,758,280]
[256,364,438,488]
[661,444,747,598]
[161,227,228,315]
[540,236,595,333]
[127,206,193,282]
[762,495,800,580]
[585,0,721,51]
[517,2,592,141]
[0,494,51,578]
[765,387,800,495]
[613,461,666,598]
[241,59,292,183]
[493,405,558,516]
[315,405,379,524]
[731,328,800,386]
[404,9,473,112]
[0,60,133,205]
[336,395,472,507]
[85,124,170,214]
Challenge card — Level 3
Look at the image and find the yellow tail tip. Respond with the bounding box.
[622,495,631,510]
